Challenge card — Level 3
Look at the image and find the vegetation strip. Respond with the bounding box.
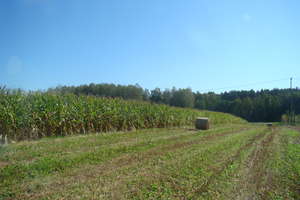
[45,83,300,123]
[0,92,244,141]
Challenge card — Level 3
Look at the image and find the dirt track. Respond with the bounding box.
[233,128,276,200]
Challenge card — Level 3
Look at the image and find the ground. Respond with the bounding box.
[0,124,299,200]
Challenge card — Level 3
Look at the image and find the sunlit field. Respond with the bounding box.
[1,124,299,199]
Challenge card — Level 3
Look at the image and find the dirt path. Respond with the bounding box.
[233,128,276,200]
[192,130,268,198]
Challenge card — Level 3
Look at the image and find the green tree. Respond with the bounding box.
[170,88,194,108]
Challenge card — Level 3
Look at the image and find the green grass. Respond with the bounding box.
[269,128,300,200]
[0,124,299,199]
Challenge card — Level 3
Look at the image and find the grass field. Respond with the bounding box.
[0,124,299,200]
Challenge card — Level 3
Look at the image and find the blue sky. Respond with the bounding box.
[1,0,300,92]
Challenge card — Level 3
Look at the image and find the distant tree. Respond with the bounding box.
[150,88,163,103]
[162,89,172,105]
[143,89,151,101]
[194,92,206,110]
[239,97,254,121]
[170,88,194,108]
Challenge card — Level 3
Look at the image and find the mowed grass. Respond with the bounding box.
[0,124,299,199]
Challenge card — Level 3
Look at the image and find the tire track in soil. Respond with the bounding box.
[191,129,269,199]
[234,128,276,200]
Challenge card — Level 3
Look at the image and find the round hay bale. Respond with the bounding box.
[195,117,209,130]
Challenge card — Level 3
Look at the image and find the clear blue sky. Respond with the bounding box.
[1,0,300,92]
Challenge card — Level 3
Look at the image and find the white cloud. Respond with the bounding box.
[242,13,252,22]
[6,56,23,75]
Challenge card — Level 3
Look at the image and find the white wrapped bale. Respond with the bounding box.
[266,123,273,127]
[195,117,209,130]
[0,134,8,146]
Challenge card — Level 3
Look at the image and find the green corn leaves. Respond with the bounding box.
[0,93,245,141]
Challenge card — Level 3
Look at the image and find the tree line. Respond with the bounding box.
[47,83,300,122]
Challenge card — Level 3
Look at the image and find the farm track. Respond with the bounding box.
[232,128,276,200]
[191,128,269,198]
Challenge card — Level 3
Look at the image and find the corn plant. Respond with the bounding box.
[0,92,245,141]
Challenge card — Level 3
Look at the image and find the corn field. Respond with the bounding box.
[0,91,245,141]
